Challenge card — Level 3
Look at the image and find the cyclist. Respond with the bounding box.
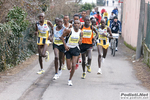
[109,16,122,51]
[35,13,53,74]
[97,19,113,74]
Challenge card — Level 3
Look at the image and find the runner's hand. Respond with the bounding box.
[65,46,70,51]
[79,40,82,45]
[35,32,38,36]
[49,35,53,42]
[92,38,96,46]
[102,33,107,37]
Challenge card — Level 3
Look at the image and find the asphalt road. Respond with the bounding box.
[0,1,149,100]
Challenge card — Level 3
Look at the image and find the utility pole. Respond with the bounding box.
[136,0,145,59]
[120,0,123,23]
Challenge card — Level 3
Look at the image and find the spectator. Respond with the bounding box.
[103,11,108,18]
[107,0,109,6]
[101,8,106,17]
[112,0,115,6]
[104,17,110,27]
[94,11,102,25]
[109,12,115,21]
[112,8,118,17]
[90,10,97,16]
[80,10,87,25]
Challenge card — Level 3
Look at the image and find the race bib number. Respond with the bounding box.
[93,32,96,38]
[38,30,47,37]
[68,36,79,46]
[98,29,107,40]
[54,37,63,45]
[81,22,85,25]
[83,30,92,38]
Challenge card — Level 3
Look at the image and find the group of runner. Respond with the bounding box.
[35,8,121,86]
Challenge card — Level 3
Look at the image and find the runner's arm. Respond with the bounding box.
[93,27,98,40]
[107,27,113,39]
[60,28,71,51]
[69,24,72,28]
[47,20,54,35]
[35,22,38,36]
[79,31,83,44]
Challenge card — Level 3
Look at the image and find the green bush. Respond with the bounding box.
[79,3,93,12]
[0,7,37,71]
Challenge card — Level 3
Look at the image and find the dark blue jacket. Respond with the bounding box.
[110,20,122,33]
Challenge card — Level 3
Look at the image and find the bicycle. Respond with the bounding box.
[110,33,119,57]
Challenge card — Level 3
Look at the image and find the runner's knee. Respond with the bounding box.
[55,57,59,61]
[72,62,76,68]
[98,54,101,58]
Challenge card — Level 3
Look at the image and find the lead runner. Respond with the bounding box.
[60,20,83,86]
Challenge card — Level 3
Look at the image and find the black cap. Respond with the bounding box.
[113,16,118,19]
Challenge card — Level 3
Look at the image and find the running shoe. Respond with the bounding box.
[97,68,102,74]
[45,51,49,62]
[37,69,45,74]
[75,63,79,70]
[81,73,86,79]
[86,65,91,73]
[79,58,82,63]
[62,64,66,70]
[58,69,62,76]
[115,47,118,51]
[109,44,111,47]
[68,80,73,86]
[53,74,59,80]
[101,58,105,63]
[70,68,72,73]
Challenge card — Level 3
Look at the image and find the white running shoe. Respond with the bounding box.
[53,74,59,80]
[58,70,62,76]
[109,44,111,47]
[116,47,118,51]
[37,69,45,74]
[97,68,102,74]
[62,64,66,70]
[68,80,73,86]
[101,58,105,63]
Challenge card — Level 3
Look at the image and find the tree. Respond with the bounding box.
[79,3,92,12]
[75,0,82,4]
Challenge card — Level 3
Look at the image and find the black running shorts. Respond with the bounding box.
[53,43,65,53]
[65,47,80,59]
[79,43,93,54]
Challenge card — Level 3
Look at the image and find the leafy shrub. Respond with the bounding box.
[79,3,94,12]
[0,7,37,71]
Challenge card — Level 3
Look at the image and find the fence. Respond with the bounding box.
[145,3,150,49]
[144,2,150,67]
[0,23,37,71]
